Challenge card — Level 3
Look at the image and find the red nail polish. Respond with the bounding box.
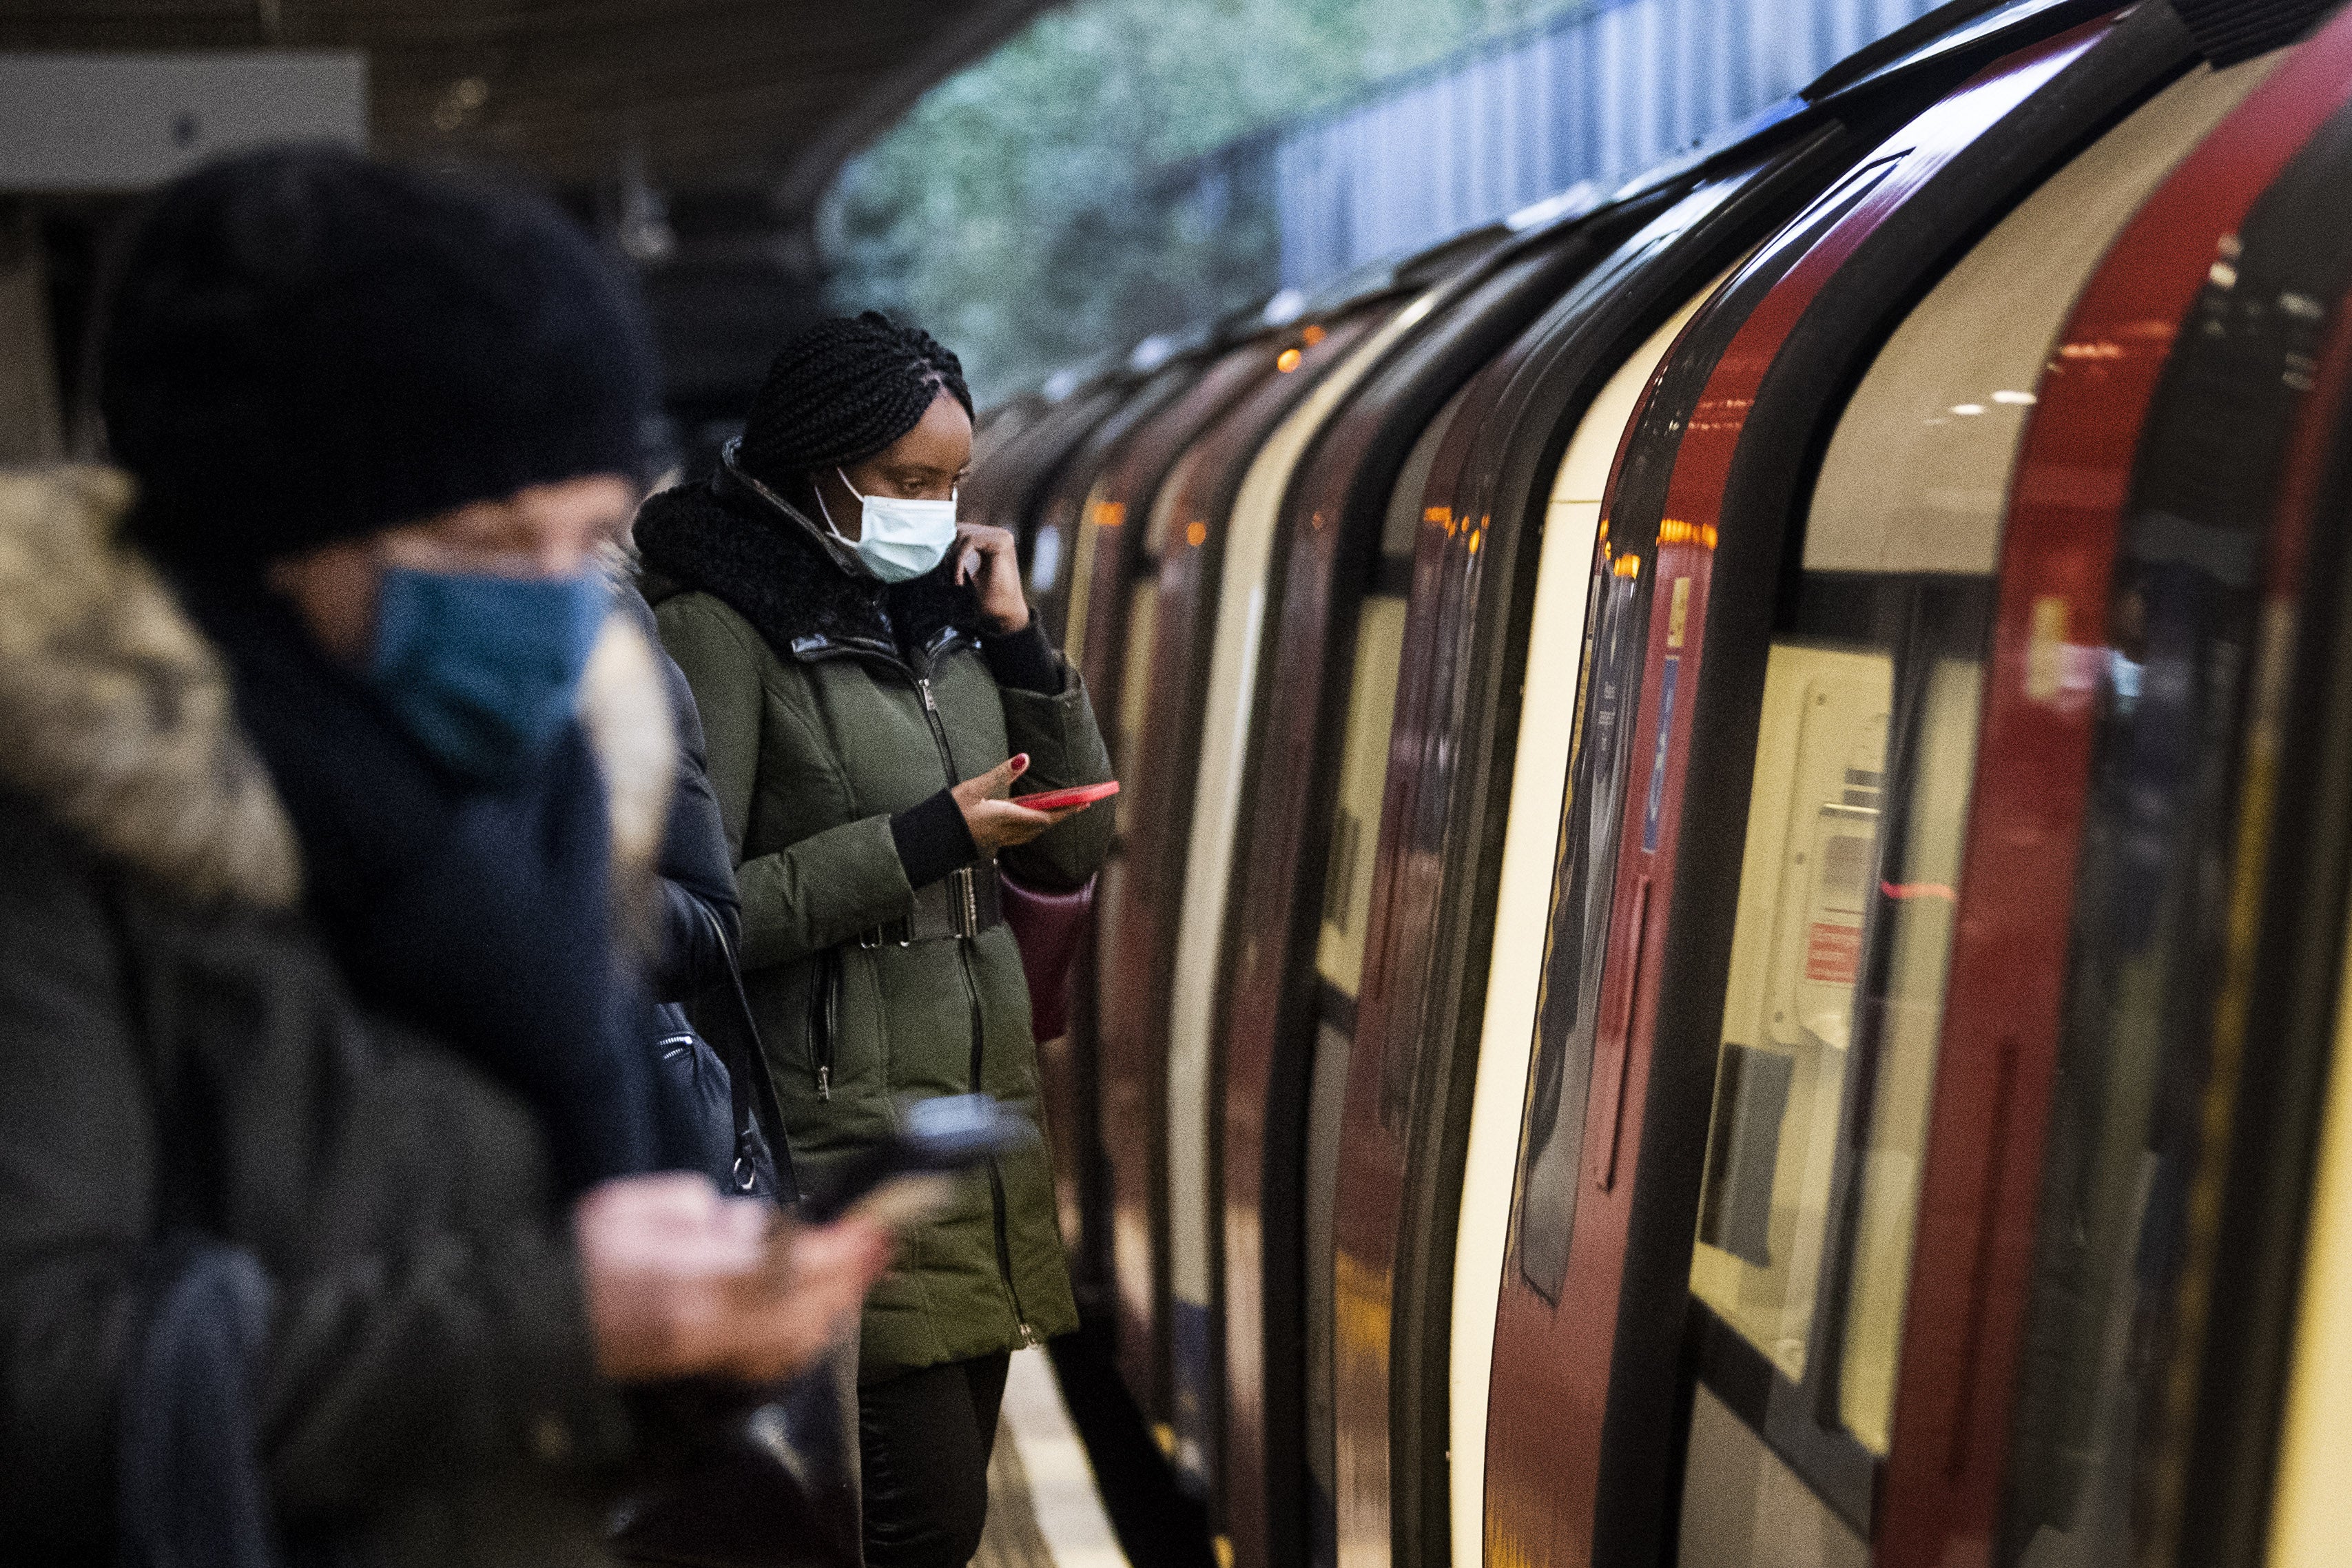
[1012,753,1030,771]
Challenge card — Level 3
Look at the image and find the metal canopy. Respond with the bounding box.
[0,1,1066,413]
[0,1,1058,211]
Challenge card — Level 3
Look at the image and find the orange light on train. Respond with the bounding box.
[1277,347,1303,373]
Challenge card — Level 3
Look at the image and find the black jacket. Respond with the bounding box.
[0,468,664,1565]
[619,578,742,1001]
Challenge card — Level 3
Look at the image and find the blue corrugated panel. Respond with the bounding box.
[1254,0,1941,287]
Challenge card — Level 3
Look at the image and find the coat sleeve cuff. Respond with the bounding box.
[980,620,1064,694]
[889,789,978,891]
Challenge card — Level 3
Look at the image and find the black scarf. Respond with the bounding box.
[179,575,654,1197]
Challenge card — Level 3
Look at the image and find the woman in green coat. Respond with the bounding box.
[636,313,1114,1568]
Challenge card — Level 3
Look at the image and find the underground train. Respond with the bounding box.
[963,1,2352,1564]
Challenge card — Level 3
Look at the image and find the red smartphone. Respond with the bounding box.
[1017,781,1120,812]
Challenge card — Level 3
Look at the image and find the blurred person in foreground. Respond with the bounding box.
[0,146,890,1566]
[636,313,1113,1568]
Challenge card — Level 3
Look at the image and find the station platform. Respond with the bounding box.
[980,1348,1129,1568]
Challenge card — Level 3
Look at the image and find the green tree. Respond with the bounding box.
[825,0,1576,403]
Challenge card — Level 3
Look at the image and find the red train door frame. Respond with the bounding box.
[1877,12,2352,1564]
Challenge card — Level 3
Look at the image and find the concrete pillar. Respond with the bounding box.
[0,202,63,464]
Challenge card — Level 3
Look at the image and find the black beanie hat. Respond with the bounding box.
[735,310,973,488]
[101,144,663,568]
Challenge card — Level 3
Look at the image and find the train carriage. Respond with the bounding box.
[967,5,2352,1565]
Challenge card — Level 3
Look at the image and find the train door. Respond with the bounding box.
[1310,394,1456,1568]
[2259,98,2352,1568]
[1031,367,1198,659]
[1195,287,1445,1568]
[1875,8,2352,1562]
[991,372,1193,1297]
[1208,225,1653,1568]
[1449,267,1722,1568]
[975,378,1131,636]
[1098,311,1378,1498]
[1671,44,2278,1565]
[1476,131,1886,1568]
[998,362,1216,1322]
[1510,11,2210,1565]
[2267,265,2352,1560]
[1334,135,1864,1568]
[1086,339,1288,1422]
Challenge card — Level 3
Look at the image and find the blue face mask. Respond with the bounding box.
[369,566,610,783]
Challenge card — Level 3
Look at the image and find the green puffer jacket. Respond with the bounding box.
[635,477,1111,1379]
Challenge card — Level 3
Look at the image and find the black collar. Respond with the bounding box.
[634,475,980,668]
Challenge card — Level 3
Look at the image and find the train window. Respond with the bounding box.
[1313,388,1463,996]
[1028,521,1062,595]
[1687,611,1972,1392]
[1666,56,2284,1563]
[1113,580,1158,840]
[1512,515,1647,1299]
[1064,485,1120,672]
[1316,596,1406,994]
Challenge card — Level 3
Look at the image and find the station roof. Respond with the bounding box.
[0,0,1062,212]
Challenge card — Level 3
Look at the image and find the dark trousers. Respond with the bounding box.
[859,1351,1012,1568]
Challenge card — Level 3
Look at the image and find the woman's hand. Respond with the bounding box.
[953,522,1031,635]
[575,1174,893,1385]
[951,753,1087,857]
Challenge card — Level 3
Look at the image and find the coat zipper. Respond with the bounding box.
[809,631,1036,1343]
[810,949,838,1102]
[914,669,1040,1345]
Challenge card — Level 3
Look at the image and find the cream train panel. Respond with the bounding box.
[1446,276,1726,1568]
[1804,56,2280,577]
[2267,914,2352,1568]
[1162,291,1444,1355]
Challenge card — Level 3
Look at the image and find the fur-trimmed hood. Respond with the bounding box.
[0,466,673,909]
[632,472,980,663]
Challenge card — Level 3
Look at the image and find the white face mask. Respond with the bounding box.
[823,468,958,584]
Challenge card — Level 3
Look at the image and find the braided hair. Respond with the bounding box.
[736,310,974,486]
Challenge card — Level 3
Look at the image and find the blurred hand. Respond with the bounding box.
[953,522,1030,635]
[575,1173,893,1385]
[951,754,1086,858]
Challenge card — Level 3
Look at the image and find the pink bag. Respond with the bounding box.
[998,865,1095,1042]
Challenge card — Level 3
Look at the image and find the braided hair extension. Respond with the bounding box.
[735,310,974,486]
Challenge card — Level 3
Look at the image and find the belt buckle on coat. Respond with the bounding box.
[949,866,978,940]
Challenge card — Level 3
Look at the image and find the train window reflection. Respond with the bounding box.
[1684,571,1992,1507]
[1115,581,1159,838]
[1690,641,1893,1388]
[1317,595,1407,996]
[1840,655,1979,1448]
[1512,525,1648,1298]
